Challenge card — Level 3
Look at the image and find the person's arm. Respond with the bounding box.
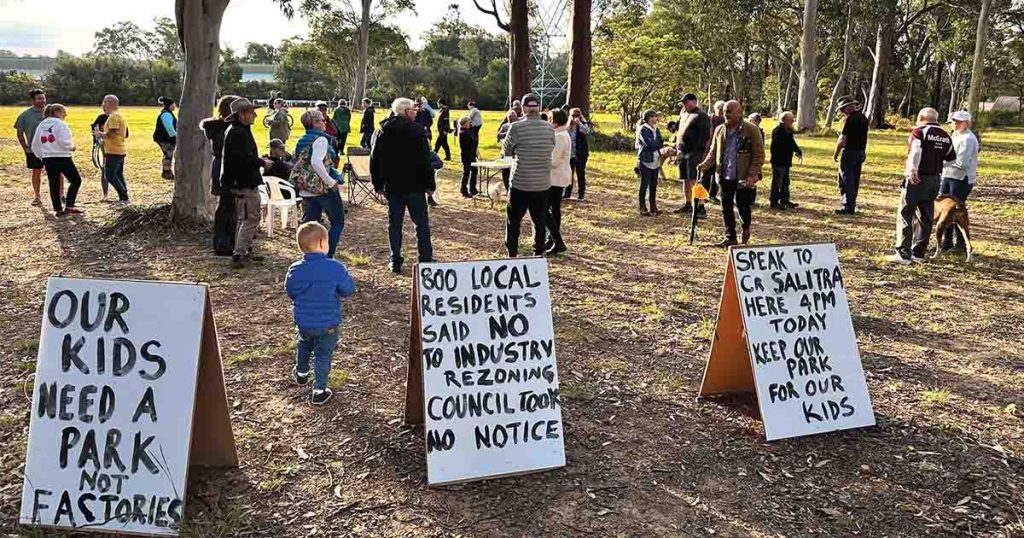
[285,269,299,301]
[161,112,177,138]
[57,122,75,152]
[15,117,29,151]
[310,137,338,189]
[698,130,718,171]
[944,137,957,162]
[792,132,802,159]
[552,133,569,169]
[336,265,356,298]
[502,125,517,158]
[370,134,385,192]
[752,127,765,180]
[639,126,659,151]
[30,125,43,158]
[904,129,923,183]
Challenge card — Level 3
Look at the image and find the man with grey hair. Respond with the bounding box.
[888,107,956,264]
[371,97,436,273]
[501,92,555,257]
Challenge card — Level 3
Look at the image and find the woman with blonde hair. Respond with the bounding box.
[31,104,83,216]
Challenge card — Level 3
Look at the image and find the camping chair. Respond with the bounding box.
[262,176,300,237]
[345,147,385,206]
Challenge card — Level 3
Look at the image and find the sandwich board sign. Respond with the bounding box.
[20,277,237,536]
[698,243,875,441]
[404,258,566,486]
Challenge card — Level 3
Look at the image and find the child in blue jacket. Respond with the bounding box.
[285,222,356,405]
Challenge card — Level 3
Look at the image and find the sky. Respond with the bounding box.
[0,0,502,57]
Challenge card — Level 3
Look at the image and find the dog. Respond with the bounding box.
[932,194,973,262]
[658,146,679,182]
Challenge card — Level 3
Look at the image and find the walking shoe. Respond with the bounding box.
[388,261,402,273]
[31,198,41,206]
[64,207,84,215]
[650,205,662,215]
[231,255,247,269]
[834,207,854,215]
[714,238,738,248]
[639,206,651,216]
[886,254,912,265]
[427,195,439,207]
[461,189,470,198]
[695,205,707,218]
[545,244,567,257]
[311,388,333,406]
[576,196,585,203]
[785,202,800,209]
[117,200,131,207]
[55,210,67,217]
[673,204,691,214]
[292,366,310,385]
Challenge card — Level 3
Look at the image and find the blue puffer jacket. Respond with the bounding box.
[285,253,356,331]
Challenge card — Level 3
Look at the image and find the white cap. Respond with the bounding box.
[948,110,971,123]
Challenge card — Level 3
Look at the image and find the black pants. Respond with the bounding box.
[501,169,510,191]
[43,157,81,212]
[434,132,451,160]
[546,186,565,248]
[564,157,588,199]
[461,161,478,194]
[638,166,659,209]
[719,179,756,240]
[770,166,792,206]
[505,188,549,257]
[337,132,349,152]
[360,132,372,148]
[213,194,237,255]
[701,165,719,198]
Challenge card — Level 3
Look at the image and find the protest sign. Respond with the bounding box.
[699,243,876,441]
[20,277,236,536]
[404,259,565,486]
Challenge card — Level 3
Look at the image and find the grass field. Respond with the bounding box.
[1,105,1023,537]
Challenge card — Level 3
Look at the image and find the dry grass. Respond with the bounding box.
[0,106,1023,537]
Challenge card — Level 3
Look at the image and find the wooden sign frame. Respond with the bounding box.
[20,278,237,537]
[698,243,875,441]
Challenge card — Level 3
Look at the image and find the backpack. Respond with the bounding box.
[289,140,331,195]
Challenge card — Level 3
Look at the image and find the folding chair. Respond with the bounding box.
[262,176,300,237]
[345,147,385,206]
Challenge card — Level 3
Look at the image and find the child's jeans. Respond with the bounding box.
[296,326,339,391]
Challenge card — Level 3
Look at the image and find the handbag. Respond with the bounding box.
[289,140,330,195]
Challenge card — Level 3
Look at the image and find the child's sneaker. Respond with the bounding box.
[311,388,333,406]
[292,366,310,385]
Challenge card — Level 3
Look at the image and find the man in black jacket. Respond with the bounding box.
[221,98,271,268]
[433,98,451,160]
[769,111,803,210]
[359,98,375,148]
[370,97,436,273]
[674,93,711,215]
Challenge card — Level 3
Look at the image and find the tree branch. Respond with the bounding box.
[472,0,510,32]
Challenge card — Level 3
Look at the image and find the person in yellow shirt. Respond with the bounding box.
[98,95,130,204]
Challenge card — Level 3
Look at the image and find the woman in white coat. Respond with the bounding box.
[31,104,83,216]
[546,108,572,256]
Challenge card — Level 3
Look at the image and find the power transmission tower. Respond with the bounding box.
[530,0,570,108]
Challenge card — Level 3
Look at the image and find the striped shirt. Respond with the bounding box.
[502,115,555,192]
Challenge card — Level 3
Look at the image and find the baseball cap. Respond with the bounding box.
[315,100,328,108]
[522,93,541,108]
[269,139,286,150]
[948,110,972,123]
[229,98,255,115]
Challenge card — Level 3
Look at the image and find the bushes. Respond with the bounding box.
[976,109,1022,129]
[42,55,181,106]
[0,70,40,105]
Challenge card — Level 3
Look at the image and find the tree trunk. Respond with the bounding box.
[795,0,818,131]
[509,0,531,101]
[354,0,371,103]
[866,21,893,127]
[966,0,993,117]
[566,0,592,114]
[172,0,229,223]
[782,64,795,112]
[931,60,944,107]
[824,3,855,132]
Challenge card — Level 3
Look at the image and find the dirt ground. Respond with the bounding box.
[0,115,1023,537]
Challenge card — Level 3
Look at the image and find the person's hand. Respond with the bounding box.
[745,175,760,188]
[908,172,921,185]
[332,182,342,191]
[697,162,708,172]
[798,155,804,165]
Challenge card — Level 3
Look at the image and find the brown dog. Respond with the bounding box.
[658,147,679,181]
[932,194,973,262]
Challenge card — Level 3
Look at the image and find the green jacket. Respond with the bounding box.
[265,109,292,142]
[699,119,765,183]
[332,106,351,134]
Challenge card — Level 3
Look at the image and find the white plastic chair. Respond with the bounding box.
[262,176,299,236]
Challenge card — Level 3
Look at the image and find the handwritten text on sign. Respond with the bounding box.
[418,259,565,485]
[21,278,206,535]
[733,244,875,441]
